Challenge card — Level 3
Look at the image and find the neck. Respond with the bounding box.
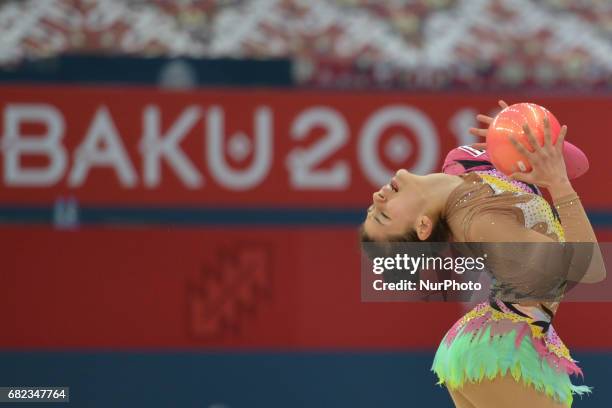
[421,173,463,219]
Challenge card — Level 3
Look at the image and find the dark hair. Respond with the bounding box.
[359,217,450,260]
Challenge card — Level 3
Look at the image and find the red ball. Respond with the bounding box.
[486,103,561,175]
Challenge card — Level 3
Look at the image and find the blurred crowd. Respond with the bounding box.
[1,0,612,89]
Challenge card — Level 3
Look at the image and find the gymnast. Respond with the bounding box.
[360,101,605,407]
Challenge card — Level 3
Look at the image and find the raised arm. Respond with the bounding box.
[509,118,605,283]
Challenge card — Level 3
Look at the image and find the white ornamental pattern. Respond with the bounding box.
[1,0,612,87]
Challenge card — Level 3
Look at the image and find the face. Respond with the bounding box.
[362,169,429,241]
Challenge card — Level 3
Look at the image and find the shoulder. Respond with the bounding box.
[443,173,549,242]
[443,172,488,217]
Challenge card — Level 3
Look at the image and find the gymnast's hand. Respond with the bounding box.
[508,117,574,198]
[468,100,509,149]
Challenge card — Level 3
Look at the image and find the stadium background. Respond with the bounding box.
[2,0,612,406]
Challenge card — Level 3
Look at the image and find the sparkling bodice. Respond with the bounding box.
[474,170,565,242]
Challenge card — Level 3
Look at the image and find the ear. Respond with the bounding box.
[414,215,433,241]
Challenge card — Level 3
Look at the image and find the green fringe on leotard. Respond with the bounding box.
[431,325,592,407]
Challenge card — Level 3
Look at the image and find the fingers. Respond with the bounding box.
[470,114,493,138]
[510,170,534,184]
[522,123,540,151]
[543,116,552,147]
[469,127,488,138]
[556,125,567,152]
[509,135,533,158]
[477,114,493,124]
[471,101,510,139]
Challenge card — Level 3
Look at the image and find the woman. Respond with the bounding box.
[360,106,604,407]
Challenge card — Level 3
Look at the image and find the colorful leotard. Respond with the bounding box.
[431,169,595,407]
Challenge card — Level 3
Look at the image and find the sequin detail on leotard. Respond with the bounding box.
[476,170,565,242]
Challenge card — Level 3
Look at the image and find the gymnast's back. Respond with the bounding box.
[443,169,602,306]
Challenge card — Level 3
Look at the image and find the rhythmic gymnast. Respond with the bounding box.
[360,101,605,407]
